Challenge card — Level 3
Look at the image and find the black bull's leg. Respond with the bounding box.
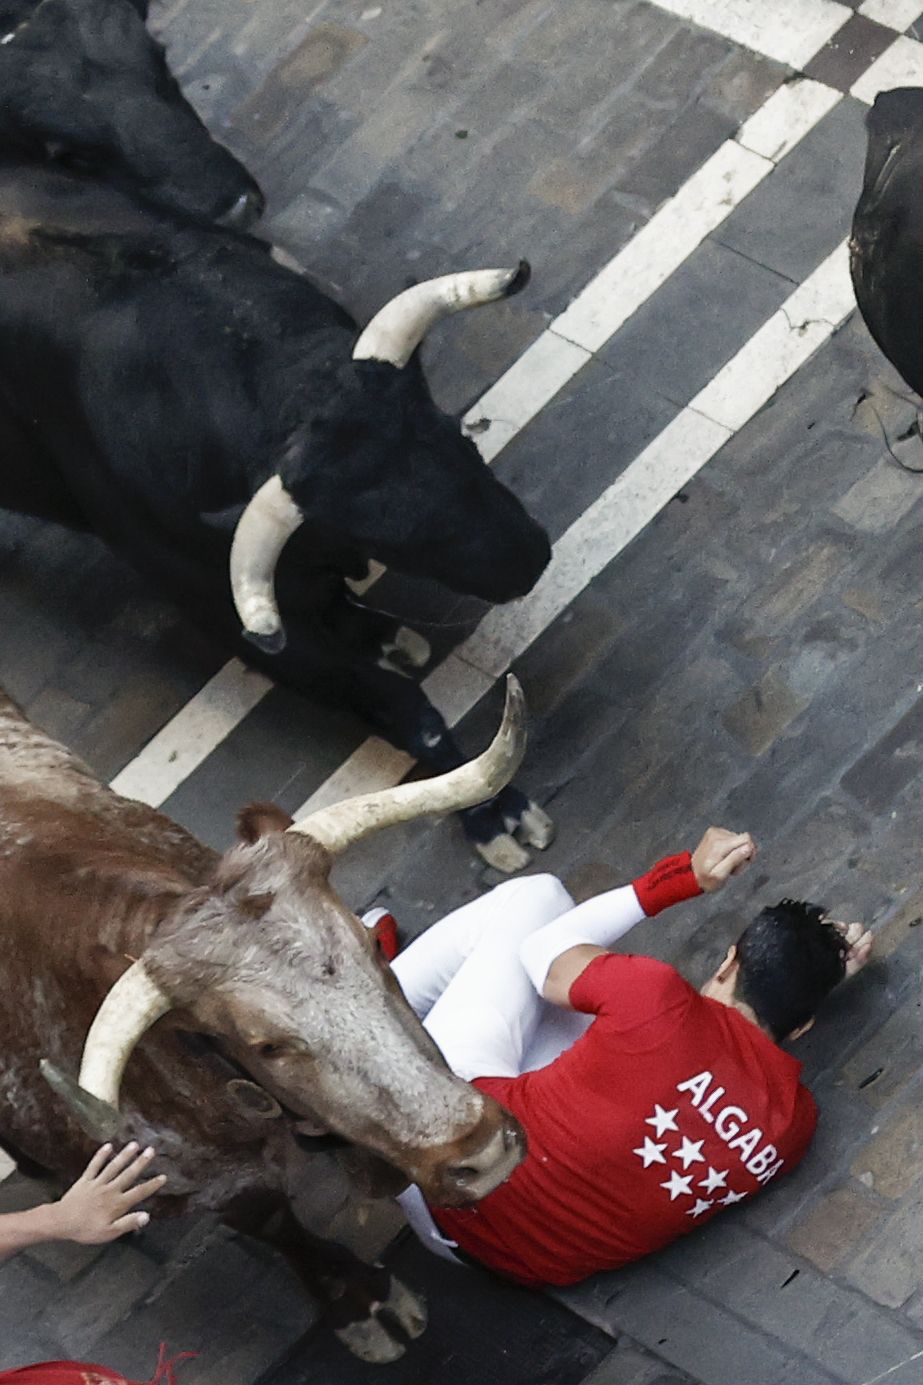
[224,1199,427,1364]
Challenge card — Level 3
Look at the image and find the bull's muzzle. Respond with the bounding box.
[417,1107,526,1208]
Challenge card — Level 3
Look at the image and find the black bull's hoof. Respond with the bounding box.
[331,1267,428,1363]
[462,784,556,873]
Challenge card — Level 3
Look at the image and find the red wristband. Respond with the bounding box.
[633,851,702,917]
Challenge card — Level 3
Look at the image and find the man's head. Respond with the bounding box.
[703,899,850,1042]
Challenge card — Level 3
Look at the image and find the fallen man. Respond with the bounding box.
[386,828,872,1284]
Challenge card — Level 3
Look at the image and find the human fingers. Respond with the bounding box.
[845,930,874,978]
[109,1146,157,1192]
[714,831,755,861]
[119,1173,167,1206]
[108,1210,152,1238]
[710,840,755,882]
[79,1144,114,1182]
[93,1141,140,1184]
[829,919,864,946]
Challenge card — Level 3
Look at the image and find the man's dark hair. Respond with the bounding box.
[735,900,849,1041]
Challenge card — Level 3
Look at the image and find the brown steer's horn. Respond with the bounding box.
[229,475,304,651]
[289,673,526,853]
[76,960,172,1108]
[352,262,530,369]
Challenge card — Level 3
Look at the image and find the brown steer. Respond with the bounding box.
[0,677,527,1362]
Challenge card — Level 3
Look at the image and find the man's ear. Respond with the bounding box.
[237,802,295,842]
[787,1016,815,1043]
[715,943,738,984]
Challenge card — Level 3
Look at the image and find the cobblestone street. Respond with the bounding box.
[5,1,923,1381]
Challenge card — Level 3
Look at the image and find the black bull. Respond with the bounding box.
[0,160,554,867]
[0,0,262,223]
[851,87,923,404]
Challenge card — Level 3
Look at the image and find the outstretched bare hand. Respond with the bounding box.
[52,1142,166,1244]
[691,827,756,894]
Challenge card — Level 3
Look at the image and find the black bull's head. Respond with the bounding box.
[0,0,263,223]
[229,261,552,653]
[41,678,529,1209]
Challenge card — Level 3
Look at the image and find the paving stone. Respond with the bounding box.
[0,1256,65,1362]
[583,1337,695,1385]
[26,1236,108,1283]
[786,1182,885,1273]
[91,1233,313,1380]
[840,991,923,1111]
[842,694,923,817]
[832,456,923,534]
[715,99,868,283]
[654,1219,923,1384]
[804,14,896,91]
[851,1097,923,1199]
[865,886,923,961]
[45,1242,163,1357]
[560,1260,838,1385]
[0,1329,67,1373]
[0,1171,54,1214]
[491,354,677,545]
[601,239,793,408]
[721,669,810,756]
[844,1181,923,1309]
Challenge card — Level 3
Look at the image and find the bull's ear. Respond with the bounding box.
[238,802,295,842]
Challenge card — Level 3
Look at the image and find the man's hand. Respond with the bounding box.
[830,919,874,980]
[51,1142,166,1244]
[691,827,756,894]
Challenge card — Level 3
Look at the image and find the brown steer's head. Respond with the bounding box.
[44,678,529,1206]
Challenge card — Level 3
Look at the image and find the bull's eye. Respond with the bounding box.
[258,1041,285,1060]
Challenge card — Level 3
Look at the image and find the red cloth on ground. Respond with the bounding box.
[0,1347,194,1385]
[0,1367,140,1385]
[433,953,817,1286]
[632,851,702,916]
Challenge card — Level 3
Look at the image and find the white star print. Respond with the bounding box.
[687,1198,714,1218]
[699,1166,729,1194]
[719,1187,748,1207]
[645,1104,679,1138]
[633,1137,668,1168]
[660,1170,693,1201]
[672,1136,706,1170]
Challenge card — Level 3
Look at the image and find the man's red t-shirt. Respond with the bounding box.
[432,953,817,1286]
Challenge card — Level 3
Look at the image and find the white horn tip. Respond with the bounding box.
[237,593,282,637]
[237,594,288,652]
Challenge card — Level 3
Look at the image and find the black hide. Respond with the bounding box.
[851,87,923,400]
[0,161,552,851]
[0,0,262,222]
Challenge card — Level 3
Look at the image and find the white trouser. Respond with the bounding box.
[392,875,597,1260]
[392,874,591,1079]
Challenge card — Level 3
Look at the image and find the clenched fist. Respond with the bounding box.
[691,827,756,894]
